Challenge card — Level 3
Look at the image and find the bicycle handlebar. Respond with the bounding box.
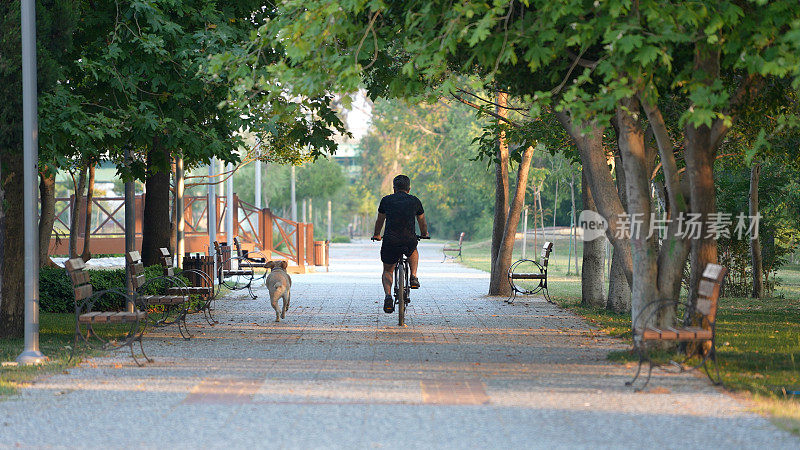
[371,235,430,241]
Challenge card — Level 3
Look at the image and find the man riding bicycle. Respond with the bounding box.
[372,175,429,314]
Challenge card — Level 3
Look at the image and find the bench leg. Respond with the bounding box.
[68,323,82,365]
[177,310,192,341]
[203,303,217,325]
[702,344,723,386]
[626,355,644,387]
[138,335,153,363]
[626,344,654,391]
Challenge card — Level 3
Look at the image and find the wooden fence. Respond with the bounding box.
[49,195,322,270]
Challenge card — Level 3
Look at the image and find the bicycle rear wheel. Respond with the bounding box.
[396,263,406,326]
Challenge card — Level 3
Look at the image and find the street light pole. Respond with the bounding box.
[290,165,297,222]
[226,162,234,246]
[124,147,135,313]
[208,161,217,255]
[17,0,46,365]
[176,155,184,268]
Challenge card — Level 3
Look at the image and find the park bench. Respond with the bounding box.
[506,241,554,304]
[233,237,271,277]
[214,241,257,299]
[127,251,192,340]
[442,232,466,262]
[627,263,728,391]
[65,258,150,365]
[160,248,219,325]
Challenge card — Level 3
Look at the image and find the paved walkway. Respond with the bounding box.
[2,242,798,448]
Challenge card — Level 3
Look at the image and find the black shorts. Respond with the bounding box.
[380,240,418,265]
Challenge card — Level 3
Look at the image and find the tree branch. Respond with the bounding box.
[450,92,521,127]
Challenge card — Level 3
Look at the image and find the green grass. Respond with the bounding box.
[0,313,135,397]
[0,313,80,396]
[460,235,800,434]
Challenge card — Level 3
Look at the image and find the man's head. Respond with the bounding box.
[393,174,411,193]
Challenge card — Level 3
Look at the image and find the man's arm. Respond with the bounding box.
[416,213,428,237]
[372,213,386,240]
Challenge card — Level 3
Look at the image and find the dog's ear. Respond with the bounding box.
[279,260,288,270]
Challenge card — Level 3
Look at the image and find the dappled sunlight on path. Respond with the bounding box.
[1,242,797,448]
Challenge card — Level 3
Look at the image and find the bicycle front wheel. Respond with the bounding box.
[396,265,406,327]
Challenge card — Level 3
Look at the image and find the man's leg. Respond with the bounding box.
[408,249,419,278]
[408,249,421,288]
[382,263,395,296]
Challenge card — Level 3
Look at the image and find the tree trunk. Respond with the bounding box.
[81,163,96,261]
[491,145,536,296]
[607,152,631,312]
[553,178,558,228]
[488,92,510,295]
[607,246,631,312]
[685,128,719,309]
[750,162,763,298]
[686,44,724,312]
[570,173,579,275]
[0,151,24,337]
[555,112,633,288]
[581,172,605,306]
[141,142,173,266]
[615,98,660,324]
[69,166,87,259]
[38,169,58,267]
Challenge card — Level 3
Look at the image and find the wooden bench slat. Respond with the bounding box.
[696,298,713,315]
[91,312,116,323]
[168,286,212,294]
[139,295,187,305]
[70,271,91,285]
[509,273,545,279]
[641,328,661,340]
[74,285,93,301]
[658,328,678,340]
[127,251,142,263]
[222,270,254,276]
[698,279,717,298]
[65,258,86,272]
[686,326,713,340]
[702,263,724,280]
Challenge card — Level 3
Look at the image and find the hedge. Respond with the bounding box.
[40,265,174,313]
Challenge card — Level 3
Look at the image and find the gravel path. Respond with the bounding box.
[2,242,797,449]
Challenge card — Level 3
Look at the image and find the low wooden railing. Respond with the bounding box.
[48,195,320,269]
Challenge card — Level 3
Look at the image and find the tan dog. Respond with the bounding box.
[265,260,292,322]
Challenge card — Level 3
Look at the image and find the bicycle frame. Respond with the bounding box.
[394,255,411,326]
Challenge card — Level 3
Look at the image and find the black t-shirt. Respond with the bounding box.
[378,192,424,244]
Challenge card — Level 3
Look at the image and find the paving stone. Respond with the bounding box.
[1,241,797,448]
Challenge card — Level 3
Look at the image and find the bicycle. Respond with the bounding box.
[373,235,430,326]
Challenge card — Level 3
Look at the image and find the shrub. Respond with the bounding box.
[331,235,351,243]
[40,265,167,313]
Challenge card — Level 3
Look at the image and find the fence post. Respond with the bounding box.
[296,223,305,268]
[262,208,273,260]
[306,223,314,266]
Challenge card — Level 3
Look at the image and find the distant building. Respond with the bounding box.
[332,142,361,183]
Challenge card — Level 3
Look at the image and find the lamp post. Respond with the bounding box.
[208,161,217,255]
[226,162,234,246]
[176,155,184,268]
[17,0,46,365]
[255,159,261,210]
[123,147,135,313]
[290,165,297,222]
